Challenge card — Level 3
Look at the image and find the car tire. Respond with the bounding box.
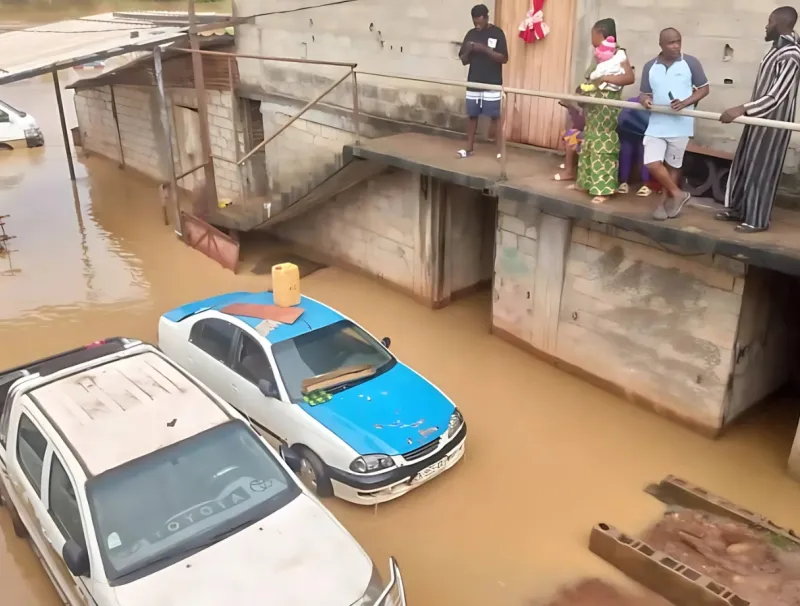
[0,484,28,538]
[296,448,334,499]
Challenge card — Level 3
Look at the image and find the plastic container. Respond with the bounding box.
[272,262,301,307]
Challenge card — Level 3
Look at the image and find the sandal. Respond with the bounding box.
[591,196,609,205]
[554,173,576,182]
[734,223,768,233]
[715,210,743,222]
[616,183,629,194]
[637,185,653,197]
[456,149,473,159]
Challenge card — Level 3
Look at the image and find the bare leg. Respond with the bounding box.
[646,161,683,199]
[465,117,479,153]
[555,148,577,181]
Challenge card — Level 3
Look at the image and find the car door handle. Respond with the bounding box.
[231,385,238,392]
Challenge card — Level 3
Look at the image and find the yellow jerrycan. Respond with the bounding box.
[272,263,301,307]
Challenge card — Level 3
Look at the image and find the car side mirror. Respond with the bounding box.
[258,379,279,399]
[279,445,303,474]
[63,539,90,577]
[381,337,391,349]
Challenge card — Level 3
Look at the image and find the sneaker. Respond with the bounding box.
[653,202,669,221]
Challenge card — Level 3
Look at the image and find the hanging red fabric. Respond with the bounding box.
[518,0,549,44]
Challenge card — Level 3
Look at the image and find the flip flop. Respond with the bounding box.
[636,185,653,197]
[715,210,742,222]
[734,223,768,233]
[591,196,609,205]
[456,149,473,159]
[616,183,629,194]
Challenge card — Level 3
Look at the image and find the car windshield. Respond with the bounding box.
[272,320,395,402]
[0,100,26,117]
[86,421,300,583]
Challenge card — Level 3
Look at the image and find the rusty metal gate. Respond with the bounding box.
[180,211,240,273]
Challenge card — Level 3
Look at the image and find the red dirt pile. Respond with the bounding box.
[643,508,800,606]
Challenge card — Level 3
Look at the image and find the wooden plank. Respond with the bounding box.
[219,303,305,324]
[530,214,571,355]
[686,142,734,162]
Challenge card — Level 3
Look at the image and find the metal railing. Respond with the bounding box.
[166,43,800,219]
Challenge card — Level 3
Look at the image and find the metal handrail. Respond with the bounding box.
[171,47,358,68]
[356,69,800,132]
[237,69,354,166]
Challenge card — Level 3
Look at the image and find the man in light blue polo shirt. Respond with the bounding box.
[640,28,710,220]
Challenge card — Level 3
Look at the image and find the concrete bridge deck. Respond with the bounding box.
[347,133,800,278]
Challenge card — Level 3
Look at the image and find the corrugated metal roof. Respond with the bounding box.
[0,13,190,85]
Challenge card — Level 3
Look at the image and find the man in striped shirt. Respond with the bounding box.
[457,4,508,159]
[717,6,800,233]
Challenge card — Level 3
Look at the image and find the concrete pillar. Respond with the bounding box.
[412,173,446,306]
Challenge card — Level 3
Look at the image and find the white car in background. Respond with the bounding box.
[0,99,43,149]
[0,338,405,606]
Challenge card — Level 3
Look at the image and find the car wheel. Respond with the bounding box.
[297,449,334,498]
[0,484,28,538]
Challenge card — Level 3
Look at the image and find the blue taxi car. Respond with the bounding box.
[158,291,467,505]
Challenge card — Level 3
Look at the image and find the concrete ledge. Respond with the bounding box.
[348,133,800,279]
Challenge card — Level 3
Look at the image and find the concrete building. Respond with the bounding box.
[70,3,800,475]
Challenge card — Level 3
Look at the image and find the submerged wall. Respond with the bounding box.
[493,197,768,434]
[73,85,240,199]
[277,171,492,305]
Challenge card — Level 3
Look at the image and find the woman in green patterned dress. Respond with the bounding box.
[573,19,635,204]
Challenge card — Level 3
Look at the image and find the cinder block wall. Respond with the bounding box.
[494,198,748,432]
[234,0,488,133]
[73,85,241,199]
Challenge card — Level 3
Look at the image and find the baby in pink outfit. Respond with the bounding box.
[581,36,627,93]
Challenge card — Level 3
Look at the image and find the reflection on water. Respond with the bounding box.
[2,79,800,606]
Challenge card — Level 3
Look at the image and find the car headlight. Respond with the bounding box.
[350,454,395,473]
[24,128,40,137]
[447,409,464,438]
[352,562,383,605]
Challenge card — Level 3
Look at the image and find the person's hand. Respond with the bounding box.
[640,96,653,109]
[471,42,488,53]
[720,105,746,124]
[670,98,690,111]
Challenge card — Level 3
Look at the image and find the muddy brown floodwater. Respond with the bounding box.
[3,78,800,606]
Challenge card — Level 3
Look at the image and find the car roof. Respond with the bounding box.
[163,291,345,344]
[27,351,230,476]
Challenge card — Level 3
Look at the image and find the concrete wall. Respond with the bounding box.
[276,171,494,305]
[234,0,486,132]
[278,170,423,292]
[73,85,241,199]
[727,267,800,424]
[493,197,753,433]
[258,98,358,211]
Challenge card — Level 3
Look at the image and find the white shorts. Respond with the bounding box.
[643,136,690,169]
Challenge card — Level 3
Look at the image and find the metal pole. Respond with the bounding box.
[351,70,361,144]
[52,69,76,181]
[228,56,247,207]
[238,70,351,165]
[154,46,181,229]
[355,70,800,132]
[188,0,218,211]
[109,85,125,168]
[171,46,357,68]
[499,89,507,181]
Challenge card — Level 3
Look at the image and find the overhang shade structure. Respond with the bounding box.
[0,14,189,86]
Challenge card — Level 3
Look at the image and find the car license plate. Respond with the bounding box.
[412,458,446,484]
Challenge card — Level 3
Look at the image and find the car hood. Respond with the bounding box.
[300,363,455,456]
[111,494,371,606]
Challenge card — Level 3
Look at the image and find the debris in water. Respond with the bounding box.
[642,508,800,605]
[533,578,670,605]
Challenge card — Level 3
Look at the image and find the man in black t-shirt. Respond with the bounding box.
[457,4,508,159]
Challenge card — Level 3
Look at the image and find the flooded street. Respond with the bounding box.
[3,78,800,605]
